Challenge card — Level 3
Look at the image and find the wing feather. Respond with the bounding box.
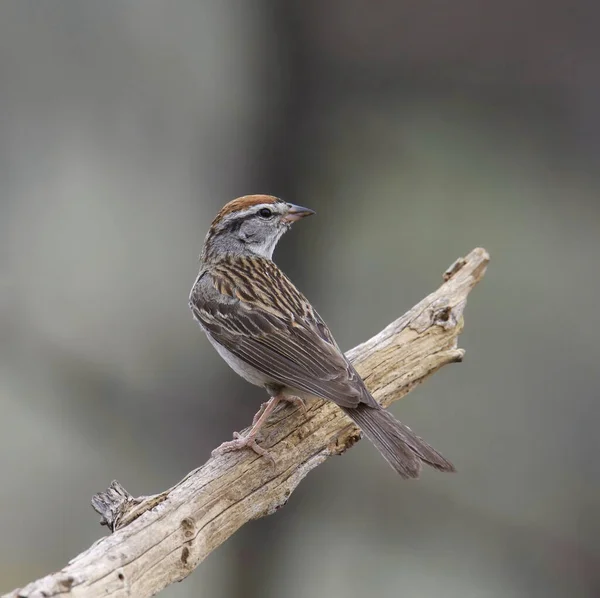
[190,256,374,409]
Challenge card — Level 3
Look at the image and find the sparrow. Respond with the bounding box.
[189,195,455,478]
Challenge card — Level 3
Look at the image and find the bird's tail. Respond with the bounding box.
[341,404,455,478]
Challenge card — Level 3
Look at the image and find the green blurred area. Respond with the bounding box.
[1,2,599,597]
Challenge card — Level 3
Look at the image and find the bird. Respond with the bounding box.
[189,195,455,478]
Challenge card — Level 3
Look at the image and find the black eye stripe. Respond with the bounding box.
[226,217,243,233]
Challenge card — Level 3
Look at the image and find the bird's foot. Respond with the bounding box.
[211,432,275,467]
[212,393,305,467]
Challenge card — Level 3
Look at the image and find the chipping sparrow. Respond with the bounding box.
[189,195,454,478]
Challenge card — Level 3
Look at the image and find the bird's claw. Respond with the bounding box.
[211,393,306,468]
[211,433,276,467]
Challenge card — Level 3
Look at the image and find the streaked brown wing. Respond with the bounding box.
[191,256,375,409]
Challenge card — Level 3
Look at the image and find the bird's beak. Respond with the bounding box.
[282,203,316,223]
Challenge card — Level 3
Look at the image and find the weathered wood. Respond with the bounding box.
[3,247,489,598]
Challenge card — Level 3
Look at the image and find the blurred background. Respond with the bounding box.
[1,2,599,597]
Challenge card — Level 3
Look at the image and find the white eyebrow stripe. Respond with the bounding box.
[220,203,283,223]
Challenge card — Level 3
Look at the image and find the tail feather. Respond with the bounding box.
[342,404,455,479]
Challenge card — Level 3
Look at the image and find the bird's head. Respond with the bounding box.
[202,195,315,262]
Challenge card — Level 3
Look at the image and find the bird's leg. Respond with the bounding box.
[212,395,282,465]
[251,400,270,426]
[212,388,308,465]
[251,394,306,426]
[277,394,307,417]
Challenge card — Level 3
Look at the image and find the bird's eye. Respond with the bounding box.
[258,208,273,218]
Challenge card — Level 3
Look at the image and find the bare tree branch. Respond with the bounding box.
[4,248,489,598]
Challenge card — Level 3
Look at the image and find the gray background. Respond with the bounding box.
[1,2,599,597]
